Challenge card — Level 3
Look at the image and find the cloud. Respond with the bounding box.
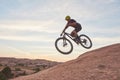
[1,0,119,21]
[0,34,55,42]
[0,45,32,58]
[93,37,120,43]
[0,0,120,61]
[0,19,60,42]
[84,25,120,35]
[0,0,98,20]
[0,19,60,33]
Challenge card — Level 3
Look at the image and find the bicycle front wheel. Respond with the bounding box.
[55,37,73,54]
[79,34,92,49]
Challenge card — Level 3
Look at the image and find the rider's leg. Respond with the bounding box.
[75,25,82,40]
[71,30,80,41]
[72,24,82,43]
[71,30,79,44]
[71,30,77,38]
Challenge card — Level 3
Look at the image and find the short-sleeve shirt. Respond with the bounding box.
[67,19,82,32]
[68,19,76,24]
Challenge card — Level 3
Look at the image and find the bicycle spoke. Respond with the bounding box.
[79,34,92,49]
[55,37,73,54]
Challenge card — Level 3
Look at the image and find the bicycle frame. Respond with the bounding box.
[62,32,77,44]
[55,32,92,54]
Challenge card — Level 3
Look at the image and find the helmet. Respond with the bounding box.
[65,16,71,20]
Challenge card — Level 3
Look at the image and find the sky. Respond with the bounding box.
[0,0,120,62]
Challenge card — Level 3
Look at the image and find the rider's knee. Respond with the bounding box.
[71,32,77,37]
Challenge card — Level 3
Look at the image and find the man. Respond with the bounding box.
[61,16,82,43]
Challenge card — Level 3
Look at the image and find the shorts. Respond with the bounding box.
[75,23,82,32]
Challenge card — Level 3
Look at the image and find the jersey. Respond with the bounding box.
[68,19,76,24]
[67,19,82,32]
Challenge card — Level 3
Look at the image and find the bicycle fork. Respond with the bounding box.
[63,38,67,47]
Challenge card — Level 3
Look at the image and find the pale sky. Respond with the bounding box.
[0,0,120,62]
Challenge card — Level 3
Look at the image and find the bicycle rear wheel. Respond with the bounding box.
[55,37,73,54]
[79,34,92,49]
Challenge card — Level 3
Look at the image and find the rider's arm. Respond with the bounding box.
[61,21,76,34]
[61,23,69,36]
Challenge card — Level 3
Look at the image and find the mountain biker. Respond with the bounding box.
[61,15,82,43]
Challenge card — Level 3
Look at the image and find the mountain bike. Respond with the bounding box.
[55,32,92,54]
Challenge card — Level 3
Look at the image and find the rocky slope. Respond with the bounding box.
[11,43,120,80]
[0,57,60,78]
[0,57,59,67]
